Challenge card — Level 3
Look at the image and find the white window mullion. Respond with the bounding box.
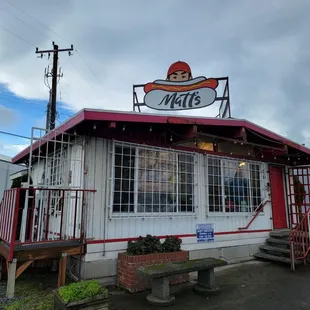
[109,141,116,218]
[134,147,139,214]
[248,167,253,213]
[220,159,226,213]
[204,154,209,217]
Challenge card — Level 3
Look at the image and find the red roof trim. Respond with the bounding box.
[86,110,310,154]
[12,109,310,163]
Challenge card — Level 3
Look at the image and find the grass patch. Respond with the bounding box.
[0,267,73,310]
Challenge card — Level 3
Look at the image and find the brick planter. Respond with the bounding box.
[117,251,189,292]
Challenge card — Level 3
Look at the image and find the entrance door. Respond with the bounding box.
[269,166,287,229]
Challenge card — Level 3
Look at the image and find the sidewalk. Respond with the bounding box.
[110,261,310,310]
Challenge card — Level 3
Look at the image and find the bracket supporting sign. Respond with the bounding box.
[133,61,231,117]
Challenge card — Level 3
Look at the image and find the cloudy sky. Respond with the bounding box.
[0,0,309,157]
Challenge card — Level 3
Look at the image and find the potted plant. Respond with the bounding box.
[117,235,189,292]
[53,280,109,310]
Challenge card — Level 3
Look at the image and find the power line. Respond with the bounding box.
[2,8,52,42]
[0,130,31,140]
[2,0,70,45]
[3,0,105,95]
[2,27,36,47]
[67,59,98,92]
[75,49,105,90]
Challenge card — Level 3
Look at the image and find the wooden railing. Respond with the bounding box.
[238,200,271,230]
[289,207,310,271]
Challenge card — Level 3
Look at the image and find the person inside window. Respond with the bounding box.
[225,168,249,212]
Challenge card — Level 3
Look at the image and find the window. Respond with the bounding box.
[208,156,263,213]
[112,142,195,214]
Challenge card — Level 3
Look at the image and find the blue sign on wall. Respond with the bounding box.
[196,223,214,243]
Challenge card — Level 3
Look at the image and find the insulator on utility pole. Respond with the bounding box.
[36,42,74,131]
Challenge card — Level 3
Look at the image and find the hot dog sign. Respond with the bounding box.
[143,61,218,111]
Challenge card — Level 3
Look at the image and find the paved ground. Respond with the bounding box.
[110,261,310,310]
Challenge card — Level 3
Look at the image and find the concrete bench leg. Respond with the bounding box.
[193,268,220,295]
[147,277,175,307]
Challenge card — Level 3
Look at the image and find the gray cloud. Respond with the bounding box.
[0,0,310,145]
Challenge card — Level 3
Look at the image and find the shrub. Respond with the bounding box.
[58,280,108,304]
[127,234,162,255]
[162,236,182,252]
[126,235,182,255]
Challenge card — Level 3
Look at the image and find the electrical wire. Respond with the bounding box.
[75,49,105,90]
[0,130,31,140]
[3,1,105,98]
[67,59,99,93]
[2,27,36,47]
[2,0,70,45]
[2,7,52,42]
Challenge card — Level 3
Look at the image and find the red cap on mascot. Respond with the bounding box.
[167,61,192,78]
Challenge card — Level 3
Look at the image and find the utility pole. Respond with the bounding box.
[36,42,74,130]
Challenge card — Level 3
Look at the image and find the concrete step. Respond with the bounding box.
[269,229,290,239]
[259,244,290,255]
[254,252,292,264]
[267,237,289,245]
[254,252,303,265]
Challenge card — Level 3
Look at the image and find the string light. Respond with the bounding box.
[170,135,173,142]
[261,154,264,159]
[149,126,152,132]
[93,124,96,130]
[122,125,125,131]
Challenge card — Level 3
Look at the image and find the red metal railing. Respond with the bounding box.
[0,187,96,261]
[289,207,310,271]
[238,200,271,230]
[0,189,20,260]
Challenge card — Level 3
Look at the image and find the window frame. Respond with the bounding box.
[206,155,266,216]
[110,141,197,218]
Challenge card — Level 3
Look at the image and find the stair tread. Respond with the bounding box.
[267,237,289,245]
[254,252,291,264]
[259,244,290,254]
[269,230,290,238]
[254,252,303,265]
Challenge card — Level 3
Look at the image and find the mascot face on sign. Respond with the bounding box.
[143,61,218,111]
[166,61,192,82]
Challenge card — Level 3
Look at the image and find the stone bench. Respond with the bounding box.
[137,257,227,307]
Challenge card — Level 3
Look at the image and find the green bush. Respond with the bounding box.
[162,236,182,252]
[58,280,108,304]
[126,235,182,255]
